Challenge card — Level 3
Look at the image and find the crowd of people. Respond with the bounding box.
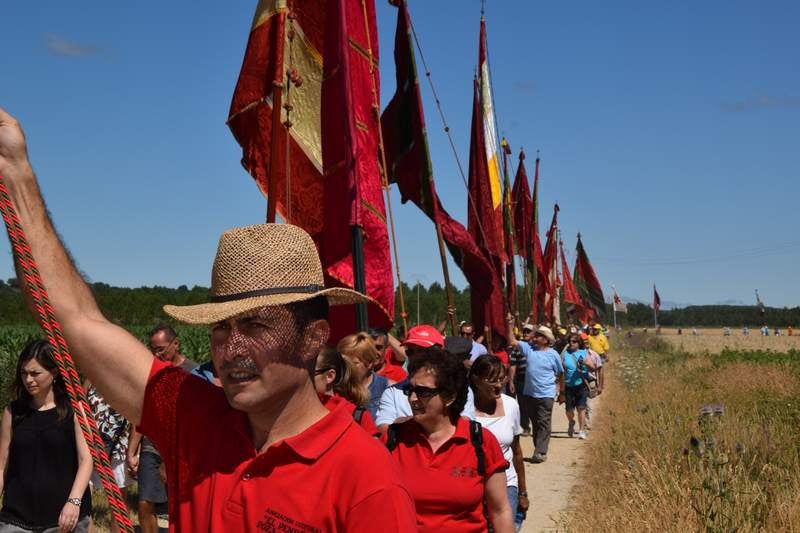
[0,318,610,532]
[0,108,610,532]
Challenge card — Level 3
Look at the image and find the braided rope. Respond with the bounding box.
[0,178,134,532]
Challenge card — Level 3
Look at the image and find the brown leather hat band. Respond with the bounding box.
[210,284,325,303]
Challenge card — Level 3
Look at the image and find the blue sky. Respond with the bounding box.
[1,1,798,308]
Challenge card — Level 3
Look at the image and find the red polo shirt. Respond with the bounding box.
[378,347,407,383]
[385,417,508,533]
[319,394,379,437]
[140,359,415,532]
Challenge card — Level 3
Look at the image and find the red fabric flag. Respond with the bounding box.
[560,240,593,323]
[541,204,560,323]
[467,78,507,341]
[228,1,325,235]
[511,151,532,260]
[321,0,394,334]
[530,156,546,321]
[380,0,504,339]
[653,285,661,313]
[501,138,516,314]
[470,20,506,265]
[573,234,605,318]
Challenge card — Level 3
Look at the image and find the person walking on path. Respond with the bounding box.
[0,107,415,532]
[586,324,610,363]
[314,347,379,437]
[384,348,513,532]
[560,334,596,440]
[337,332,389,420]
[506,315,563,463]
[469,355,529,531]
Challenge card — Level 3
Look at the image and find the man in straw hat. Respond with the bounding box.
[0,109,415,531]
[506,315,563,463]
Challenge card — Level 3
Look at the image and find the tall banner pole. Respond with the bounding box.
[266,2,288,223]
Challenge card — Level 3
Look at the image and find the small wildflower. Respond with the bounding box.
[712,404,725,416]
[699,405,713,417]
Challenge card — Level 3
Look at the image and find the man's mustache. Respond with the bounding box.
[219,357,259,374]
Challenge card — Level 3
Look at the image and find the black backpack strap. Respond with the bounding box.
[469,420,486,477]
[352,406,366,424]
[385,423,402,451]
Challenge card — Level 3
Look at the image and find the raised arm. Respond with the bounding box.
[0,107,151,424]
[0,408,12,496]
[386,333,407,363]
[506,313,519,347]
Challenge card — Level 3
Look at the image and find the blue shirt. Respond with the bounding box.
[367,373,390,419]
[519,342,563,398]
[375,379,475,426]
[561,348,587,387]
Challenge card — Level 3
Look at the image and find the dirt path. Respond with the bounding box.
[518,395,603,532]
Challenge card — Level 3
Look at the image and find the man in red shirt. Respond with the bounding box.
[0,109,415,532]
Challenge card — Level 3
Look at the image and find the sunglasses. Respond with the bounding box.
[569,339,580,344]
[314,366,334,375]
[402,385,441,399]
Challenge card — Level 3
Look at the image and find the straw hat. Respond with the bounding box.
[164,224,373,324]
[534,326,556,344]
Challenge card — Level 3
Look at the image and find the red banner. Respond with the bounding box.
[541,204,560,323]
[228,1,325,236]
[381,0,503,341]
[467,78,507,342]
[322,0,394,333]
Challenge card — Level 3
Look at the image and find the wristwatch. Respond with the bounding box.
[520,490,528,497]
[66,497,82,507]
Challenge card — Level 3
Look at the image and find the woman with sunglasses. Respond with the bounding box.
[313,347,379,436]
[469,355,528,532]
[561,335,597,439]
[384,347,513,533]
[0,340,93,532]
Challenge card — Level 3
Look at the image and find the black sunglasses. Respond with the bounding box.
[314,366,334,375]
[402,385,441,399]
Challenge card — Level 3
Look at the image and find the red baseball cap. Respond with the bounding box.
[402,325,445,348]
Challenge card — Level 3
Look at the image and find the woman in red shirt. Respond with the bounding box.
[314,347,379,437]
[385,347,513,532]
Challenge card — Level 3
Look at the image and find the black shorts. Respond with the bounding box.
[565,385,588,412]
[138,451,167,504]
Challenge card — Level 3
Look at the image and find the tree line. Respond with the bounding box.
[1,278,797,329]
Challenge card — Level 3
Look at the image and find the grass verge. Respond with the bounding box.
[561,334,800,531]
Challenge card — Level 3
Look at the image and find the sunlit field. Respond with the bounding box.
[654,327,800,353]
[561,333,800,531]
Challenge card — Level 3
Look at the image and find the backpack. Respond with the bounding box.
[385,419,486,476]
[386,420,489,524]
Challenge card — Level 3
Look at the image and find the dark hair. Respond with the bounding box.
[460,321,473,332]
[287,296,330,327]
[149,323,178,341]
[367,327,387,343]
[408,346,467,424]
[11,340,70,421]
[468,354,507,389]
[568,334,584,349]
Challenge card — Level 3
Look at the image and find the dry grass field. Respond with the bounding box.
[561,334,800,532]
[646,327,800,354]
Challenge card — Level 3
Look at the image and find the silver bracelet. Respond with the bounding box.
[66,497,82,507]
